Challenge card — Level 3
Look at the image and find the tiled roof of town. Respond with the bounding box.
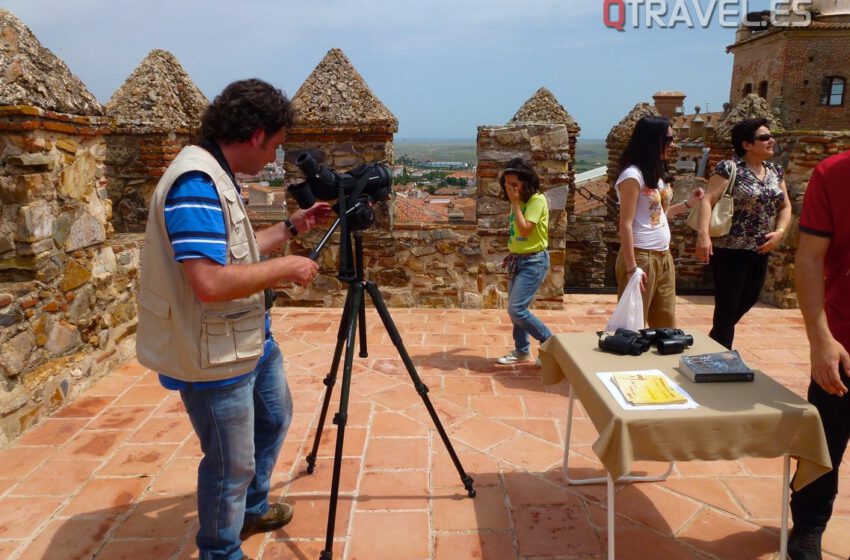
[394,196,475,223]
[716,93,782,139]
[508,87,579,132]
[606,102,661,144]
[291,48,398,132]
[0,9,102,115]
[106,49,208,130]
[673,111,724,141]
[573,176,610,216]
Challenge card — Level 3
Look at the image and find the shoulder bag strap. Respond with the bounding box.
[719,161,737,198]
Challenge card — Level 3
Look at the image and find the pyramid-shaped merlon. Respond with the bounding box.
[0,9,102,115]
[715,93,782,140]
[606,102,661,145]
[106,49,208,130]
[291,48,397,130]
[508,87,578,131]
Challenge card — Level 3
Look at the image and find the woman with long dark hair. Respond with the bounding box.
[496,158,553,365]
[615,116,703,328]
[695,118,791,349]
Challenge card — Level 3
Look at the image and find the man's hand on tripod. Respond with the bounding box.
[291,202,333,234]
[280,255,319,287]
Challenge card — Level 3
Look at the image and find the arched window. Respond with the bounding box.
[820,77,845,106]
[743,83,753,96]
[758,81,768,98]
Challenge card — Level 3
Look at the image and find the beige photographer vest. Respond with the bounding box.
[136,146,265,382]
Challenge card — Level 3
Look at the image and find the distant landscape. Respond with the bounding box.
[395,138,607,173]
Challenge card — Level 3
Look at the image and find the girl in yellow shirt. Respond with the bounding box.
[497,158,553,365]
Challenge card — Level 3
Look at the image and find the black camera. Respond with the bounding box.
[640,328,694,355]
[288,152,393,231]
[598,329,652,356]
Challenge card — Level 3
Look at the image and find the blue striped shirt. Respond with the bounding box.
[159,171,271,391]
[165,171,228,264]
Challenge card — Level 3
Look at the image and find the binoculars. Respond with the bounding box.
[598,327,694,356]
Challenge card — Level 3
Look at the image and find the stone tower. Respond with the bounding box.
[285,47,397,170]
[727,4,850,130]
[104,49,208,232]
[0,9,141,443]
[475,88,574,309]
[279,48,398,306]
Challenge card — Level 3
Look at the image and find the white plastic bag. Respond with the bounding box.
[605,268,645,332]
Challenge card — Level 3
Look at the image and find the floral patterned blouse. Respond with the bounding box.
[711,157,785,251]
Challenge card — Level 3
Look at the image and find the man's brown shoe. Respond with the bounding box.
[240,502,294,540]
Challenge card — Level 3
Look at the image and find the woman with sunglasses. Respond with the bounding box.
[695,118,792,349]
[496,158,553,365]
[615,116,704,328]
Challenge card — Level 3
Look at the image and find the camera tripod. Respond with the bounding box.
[304,228,476,560]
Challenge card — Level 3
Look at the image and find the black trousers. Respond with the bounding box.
[709,247,769,349]
[790,364,850,534]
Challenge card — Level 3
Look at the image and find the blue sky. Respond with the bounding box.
[6,0,778,139]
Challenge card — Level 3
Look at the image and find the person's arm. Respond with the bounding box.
[255,202,333,255]
[617,178,647,291]
[695,173,730,263]
[505,183,535,236]
[756,179,792,254]
[666,187,705,219]
[182,255,318,303]
[796,232,850,396]
[510,199,535,237]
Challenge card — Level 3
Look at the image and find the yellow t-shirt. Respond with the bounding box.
[508,192,549,254]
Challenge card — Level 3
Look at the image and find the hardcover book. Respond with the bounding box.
[679,350,754,383]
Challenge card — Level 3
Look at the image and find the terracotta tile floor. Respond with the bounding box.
[1,295,848,560]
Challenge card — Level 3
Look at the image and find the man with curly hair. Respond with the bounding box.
[137,79,331,560]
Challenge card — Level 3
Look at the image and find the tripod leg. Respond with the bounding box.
[357,293,368,358]
[306,284,354,474]
[363,282,476,498]
[320,283,363,560]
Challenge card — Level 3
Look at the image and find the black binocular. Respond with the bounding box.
[640,328,694,355]
[598,327,694,356]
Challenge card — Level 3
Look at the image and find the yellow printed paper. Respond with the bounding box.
[611,373,688,405]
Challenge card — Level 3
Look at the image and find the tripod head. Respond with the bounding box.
[287,152,393,283]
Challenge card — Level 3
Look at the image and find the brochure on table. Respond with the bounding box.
[596,369,700,411]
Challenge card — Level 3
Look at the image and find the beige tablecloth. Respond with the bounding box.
[539,332,831,490]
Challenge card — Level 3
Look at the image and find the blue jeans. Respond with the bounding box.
[180,339,293,560]
[507,251,553,354]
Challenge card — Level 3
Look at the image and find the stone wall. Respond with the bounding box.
[270,223,483,309]
[763,130,850,308]
[0,105,141,444]
[476,124,569,309]
[105,130,195,232]
[283,132,394,178]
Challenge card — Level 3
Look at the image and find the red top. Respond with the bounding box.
[799,150,850,351]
